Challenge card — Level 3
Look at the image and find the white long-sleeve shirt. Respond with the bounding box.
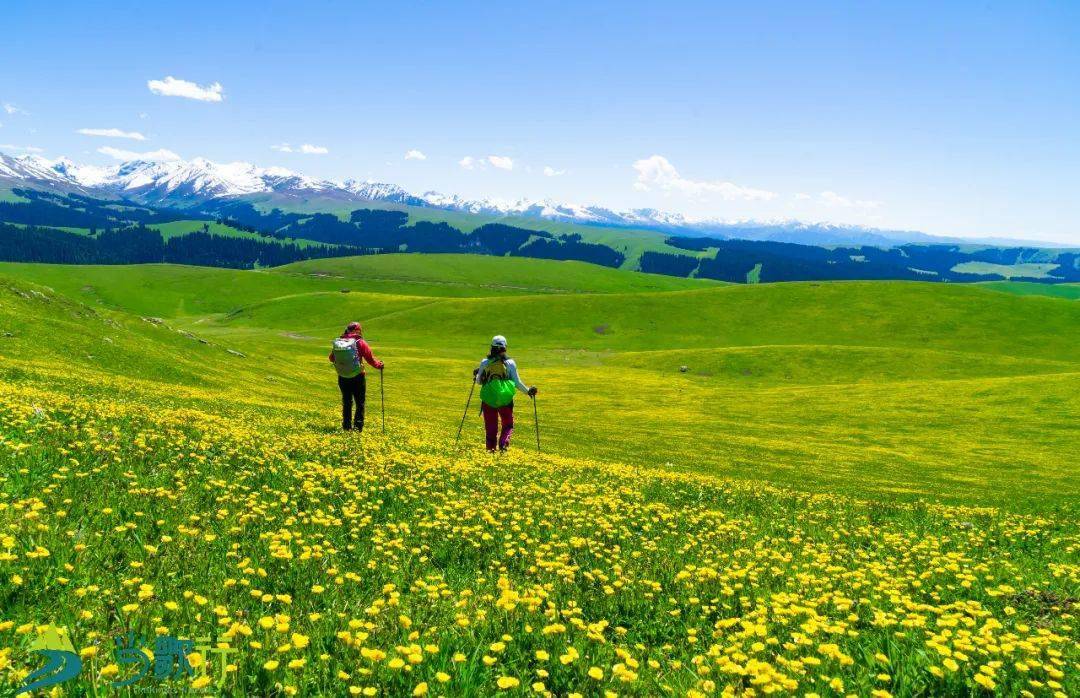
[475,357,530,394]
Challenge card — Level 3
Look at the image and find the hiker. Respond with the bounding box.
[329,322,384,431]
[474,335,537,452]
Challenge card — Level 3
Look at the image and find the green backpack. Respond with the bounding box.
[479,357,517,408]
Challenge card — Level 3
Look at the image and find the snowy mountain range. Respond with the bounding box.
[0,151,1059,247]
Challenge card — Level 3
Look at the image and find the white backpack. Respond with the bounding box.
[331,337,362,377]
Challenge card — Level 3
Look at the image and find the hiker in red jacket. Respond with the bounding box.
[329,321,384,431]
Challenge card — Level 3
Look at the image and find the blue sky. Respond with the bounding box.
[2,1,1078,242]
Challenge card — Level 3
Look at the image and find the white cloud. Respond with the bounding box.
[794,192,812,201]
[0,143,43,153]
[138,112,150,120]
[271,143,329,155]
[98,146,181,162]
[147,76,224,102]
[404,149,427,161]
[543,166,566,177]
[77,128,147,141]
[632,155,776,201]
[460,154,515,171]
[817,190,882,209]
[2,103,27,115]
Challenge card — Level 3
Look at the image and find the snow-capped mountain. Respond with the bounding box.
[0,151,1060,247]
[0,152,341,202]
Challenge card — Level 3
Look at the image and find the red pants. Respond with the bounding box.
[481,403,514,451]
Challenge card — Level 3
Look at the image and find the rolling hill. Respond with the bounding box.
[3,254,1076,506]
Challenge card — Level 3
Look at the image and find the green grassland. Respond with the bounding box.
[152,220,262,241]
[276,255,718,295]
[2,254,1076,507]
[951,261,1061,279]
[0,254,1076,696]
[983,280,1080,300]
[152,220,332,249]
[0,186,31,203]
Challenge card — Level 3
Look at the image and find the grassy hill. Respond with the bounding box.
[275,254,719,295]
[3,254,1077,504]
[983,280,1080,300]
[1,255,1077,695]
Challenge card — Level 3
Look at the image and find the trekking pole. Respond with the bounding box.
[532,395,541,454]
[379,368,386,435]
[455,379,476,445]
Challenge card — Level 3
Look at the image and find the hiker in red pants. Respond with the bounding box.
[329,322,384,431]
[474,335,536,451]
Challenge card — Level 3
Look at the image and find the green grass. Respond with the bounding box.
[4,222,96,236]
[276,254,718,295]
[2,256,1077,508]
[952,261,1061,279]
[0,255,715,319]
[151,219,331,248]
[0,256,1077,696]
[0,186,30,203]
[982,280,1080,300]
[746,262,762,283]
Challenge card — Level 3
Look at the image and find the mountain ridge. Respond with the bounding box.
[0,150,1069,248]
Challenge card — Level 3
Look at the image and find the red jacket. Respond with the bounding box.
[329,332,384,372]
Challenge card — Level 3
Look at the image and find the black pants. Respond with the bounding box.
[338,373,367,431]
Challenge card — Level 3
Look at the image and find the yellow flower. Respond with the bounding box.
[497,676,520,689]
[588,666,604,680]
[412,683,428,696]
[263,660,280,671]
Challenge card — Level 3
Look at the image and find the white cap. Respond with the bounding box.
[491,335,507,348]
